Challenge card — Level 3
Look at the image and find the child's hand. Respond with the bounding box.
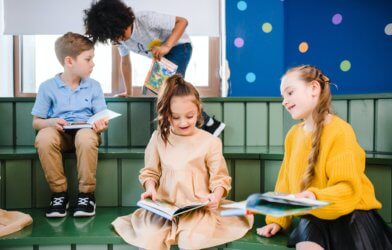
[205,193,221,210]
[141,188,157,201]
[257,223,281,238]
[50,118,67,131]
[151,44,171,60]
[295,190,316,199]
[92,118,109,133]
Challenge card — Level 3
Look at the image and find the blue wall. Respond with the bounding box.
[226,0,392,96]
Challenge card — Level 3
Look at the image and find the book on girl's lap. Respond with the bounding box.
[220,192,330,218]
[137,198,209,221]
[144,57,178,94]
[63,109,121,130]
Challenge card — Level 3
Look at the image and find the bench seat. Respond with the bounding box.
[0,208,289,250]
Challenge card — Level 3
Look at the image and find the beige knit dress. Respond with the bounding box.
[112,129,253,250]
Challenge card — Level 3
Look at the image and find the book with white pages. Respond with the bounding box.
[63,109,121,130]
[221,192,330,218]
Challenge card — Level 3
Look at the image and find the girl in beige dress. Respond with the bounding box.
[112,75,253,250]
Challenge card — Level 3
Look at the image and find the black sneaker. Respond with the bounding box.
[46,192,69,218]
[73,192,96,217]
[202,116,226,136]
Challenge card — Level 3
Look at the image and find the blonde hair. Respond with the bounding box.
[156,74,204,144]
[55,32,94,66]
[285,65,333,191]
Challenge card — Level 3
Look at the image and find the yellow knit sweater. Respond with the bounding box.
[266,116,381,230]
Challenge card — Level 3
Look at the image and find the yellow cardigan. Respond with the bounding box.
[266,116,381,230]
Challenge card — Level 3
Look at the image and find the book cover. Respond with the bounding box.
[144,57,178,94]
[221,192,330,218]
[63,109,122,130]
[137,198,208,221]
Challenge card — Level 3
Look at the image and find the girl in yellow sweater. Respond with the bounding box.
[257,65,392,249]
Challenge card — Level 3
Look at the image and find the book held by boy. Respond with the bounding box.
[144,57,178,94]
[137,198,208,221]
[63,109,122,130]
[220,192,330,218]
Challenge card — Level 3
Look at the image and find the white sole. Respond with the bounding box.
[213,123,226,137]
[46,211,67,218]
[73,204,96,217]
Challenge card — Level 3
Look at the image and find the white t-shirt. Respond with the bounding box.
[117,11,191,57]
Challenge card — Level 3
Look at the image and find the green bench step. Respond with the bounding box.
[0,208,290,250]
[1,146,391,164]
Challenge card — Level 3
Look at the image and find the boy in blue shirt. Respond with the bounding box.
[31,32,108,218]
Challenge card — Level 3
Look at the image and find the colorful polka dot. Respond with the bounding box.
[246,72,256,83]
[332,13,343,25]
[237,1,247,11]
[299,42,309,53]
[385,23,392,35]
[340,60,351,72]
[234,37,244,48]
[262,23,273,33]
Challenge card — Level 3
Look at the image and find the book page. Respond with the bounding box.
[87,109,121,124]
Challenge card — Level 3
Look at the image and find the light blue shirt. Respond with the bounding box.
[31,74,107,122]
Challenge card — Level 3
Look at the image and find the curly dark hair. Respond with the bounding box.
[83,0,135,44]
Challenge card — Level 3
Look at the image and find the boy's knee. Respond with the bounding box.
[35,127,61,149]
[75,129,100,149]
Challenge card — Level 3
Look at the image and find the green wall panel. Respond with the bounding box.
[234,160,261,201]
[376,99,392,152]
[130,102,152,147]
[39,246,70,250]
[283,110,298,138]
[0,247,34,250]
[5,160,31,209]
[269,103,284,146]
[246,103,267,146]
[121,159,144,206]
[0,102,13,146]
[366,165,392,223]
[203,103,223,121]
[223,103,245,146]
[349,100,374,152]
[113,245,138,250]
[34,160,51,208]
[332,100,347,121]
[107,102,128,147]
[15,102,35,146]
[95,159,118,206]
[0,161,4,208]
[64,159,79,206]
[76,245,107,250]
[264,160,282,192]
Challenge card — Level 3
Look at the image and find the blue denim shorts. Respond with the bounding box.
[164,43,192,77]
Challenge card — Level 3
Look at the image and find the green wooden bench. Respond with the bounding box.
[1,95,391,249]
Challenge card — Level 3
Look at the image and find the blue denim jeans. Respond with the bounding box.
[164,43,192,76]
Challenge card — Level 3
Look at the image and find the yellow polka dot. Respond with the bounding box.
[299,42,309,53]
[262,23,273,33]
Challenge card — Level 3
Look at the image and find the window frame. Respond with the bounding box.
[13,36,220,97]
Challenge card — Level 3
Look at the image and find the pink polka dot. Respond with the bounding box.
[234,37,244,48]
[332,13,342,25]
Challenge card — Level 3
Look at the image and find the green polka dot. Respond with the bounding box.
[262,23,273,33]
[340,60,351,72]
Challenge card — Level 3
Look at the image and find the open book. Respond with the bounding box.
[63,109,121,130]
[137,198,208,221]
[221,192,330,218]
[144,57,178,94]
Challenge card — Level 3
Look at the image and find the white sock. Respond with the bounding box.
[206,118,214,126]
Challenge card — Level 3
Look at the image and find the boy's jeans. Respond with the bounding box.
[165,42,193,76]
[35,127,101,193]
